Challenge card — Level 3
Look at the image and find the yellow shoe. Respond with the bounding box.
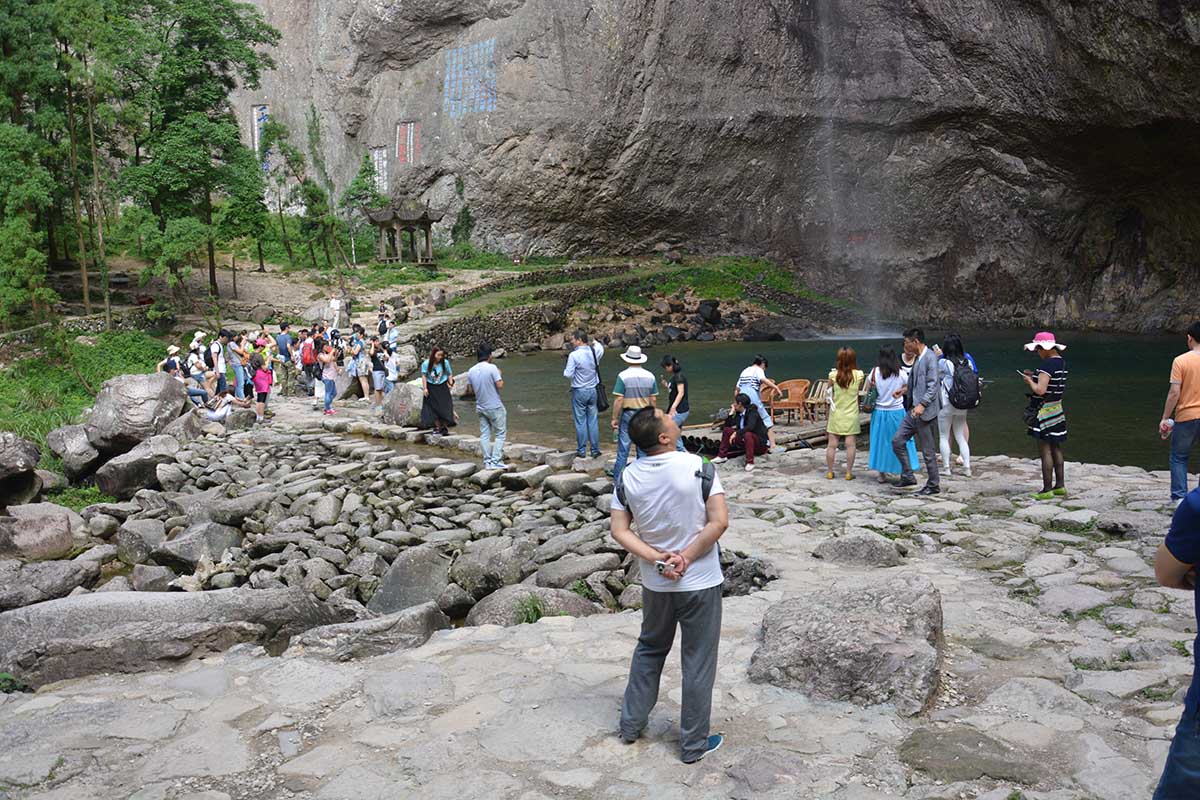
[845,472,854,481]
[826,471,834,479]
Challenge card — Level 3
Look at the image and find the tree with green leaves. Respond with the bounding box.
[0,122,58,326]
[0,0,281,323]
[110,0,278,299]
[217,143,270,296]
[340,152,385,266]
[260,118,352,278]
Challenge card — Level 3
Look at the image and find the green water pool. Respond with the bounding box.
[446,329,1192,472]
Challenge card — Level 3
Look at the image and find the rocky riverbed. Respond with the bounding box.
[0,385,1191,799]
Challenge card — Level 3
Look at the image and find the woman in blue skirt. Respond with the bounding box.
[866,345,919,482]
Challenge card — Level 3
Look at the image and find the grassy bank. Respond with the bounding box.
[593,257,857,311]
[297,244,570,292]
[0,330,166,467]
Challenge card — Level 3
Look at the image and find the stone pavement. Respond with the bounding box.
[0,441,1191,799]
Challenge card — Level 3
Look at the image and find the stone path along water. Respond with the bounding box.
[0,403,1191,799]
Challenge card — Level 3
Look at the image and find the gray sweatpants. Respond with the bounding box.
[892,412,940,489]
[620,583,723,761]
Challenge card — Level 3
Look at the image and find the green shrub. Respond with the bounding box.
[0,672,31,693]
[46,486,116,512]
[514,594,546,625]
[0,329,165,459]
[569,579,599,602]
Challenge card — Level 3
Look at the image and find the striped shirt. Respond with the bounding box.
[614,366,658,409]
[736,365,766,398]
[1038,357,1068,401]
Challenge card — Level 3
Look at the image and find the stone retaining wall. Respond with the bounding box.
[450,263,633,305]
[0,307,153,347]
[412,273,651,356]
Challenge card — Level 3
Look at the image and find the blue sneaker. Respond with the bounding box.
[682,733,724,764]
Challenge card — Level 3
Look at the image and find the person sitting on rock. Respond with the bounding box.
[204,391,252,423]
[611,406,728,764]
[1154,486,1200,798]
[712,393,769,472]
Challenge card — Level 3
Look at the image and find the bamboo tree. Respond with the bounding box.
[63,76,92,313]
[85,78,111,327]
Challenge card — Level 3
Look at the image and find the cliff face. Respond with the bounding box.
[234,0,1200,331]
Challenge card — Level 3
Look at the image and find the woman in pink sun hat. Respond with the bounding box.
[1021,331,1068,500]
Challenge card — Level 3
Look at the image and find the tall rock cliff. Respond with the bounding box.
[234,0,1200,331]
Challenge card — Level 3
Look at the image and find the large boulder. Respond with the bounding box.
[204,491,275,527]
[500,465,552,490]
[742,315,821,342]
[720,551,780,596]
[465,585,604,627]
[0,433,41,507]
[0,587,353,685]
[390,345,420,380]
[334,368,360,401]
[116,518,167,566]
[46,424,101,480]
[162,407,208,444]
[380,381,425,426]
[534,553,621,589]
[696,299,721,325]
[1095,509,1173,539]
[94,435,181,500]
[748,576,944,716]
[812,532,905,568]
[543,472,591,499]
[301,297,352,329]
[367,544,451,615]
[0,558,101,610]
[84,373,188,456]
[289,601,451,660]
[449,537,536,600]
[0,502,83,561]
[131,564,176,592]
[150,520,242,572]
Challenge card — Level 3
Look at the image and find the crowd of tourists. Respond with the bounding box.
[602,321,1200,777]
[150,311,1200,777]
[154,314,1199,508]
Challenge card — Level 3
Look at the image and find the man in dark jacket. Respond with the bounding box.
[712,393,769,472]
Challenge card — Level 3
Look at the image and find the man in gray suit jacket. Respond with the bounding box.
[892,327,941,494]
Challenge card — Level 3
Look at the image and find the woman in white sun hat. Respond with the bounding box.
[1020,331,1068,500]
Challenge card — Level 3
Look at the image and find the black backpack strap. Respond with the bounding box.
[696,459,715,502]
[614,473,628,515]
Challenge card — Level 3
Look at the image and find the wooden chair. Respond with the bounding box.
[803,379,831,422]
[760,384,780,424]
[770,379,810,425]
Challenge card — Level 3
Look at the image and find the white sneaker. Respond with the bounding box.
[745,463,755,472]
[711,457,728,464]
[963,468,973,478]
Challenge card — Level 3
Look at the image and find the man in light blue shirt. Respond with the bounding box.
[468,344,507,469]
[563,330,605,459]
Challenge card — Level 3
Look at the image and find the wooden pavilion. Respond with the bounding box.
[364,198,447,264]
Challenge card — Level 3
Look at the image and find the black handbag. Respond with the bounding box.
[1022,394,1042,428]
[590,344,609,412]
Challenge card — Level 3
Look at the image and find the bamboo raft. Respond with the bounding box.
[680,412,872,456]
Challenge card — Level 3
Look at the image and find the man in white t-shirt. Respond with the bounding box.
[611,407,729,764]
[209,330,230,394]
